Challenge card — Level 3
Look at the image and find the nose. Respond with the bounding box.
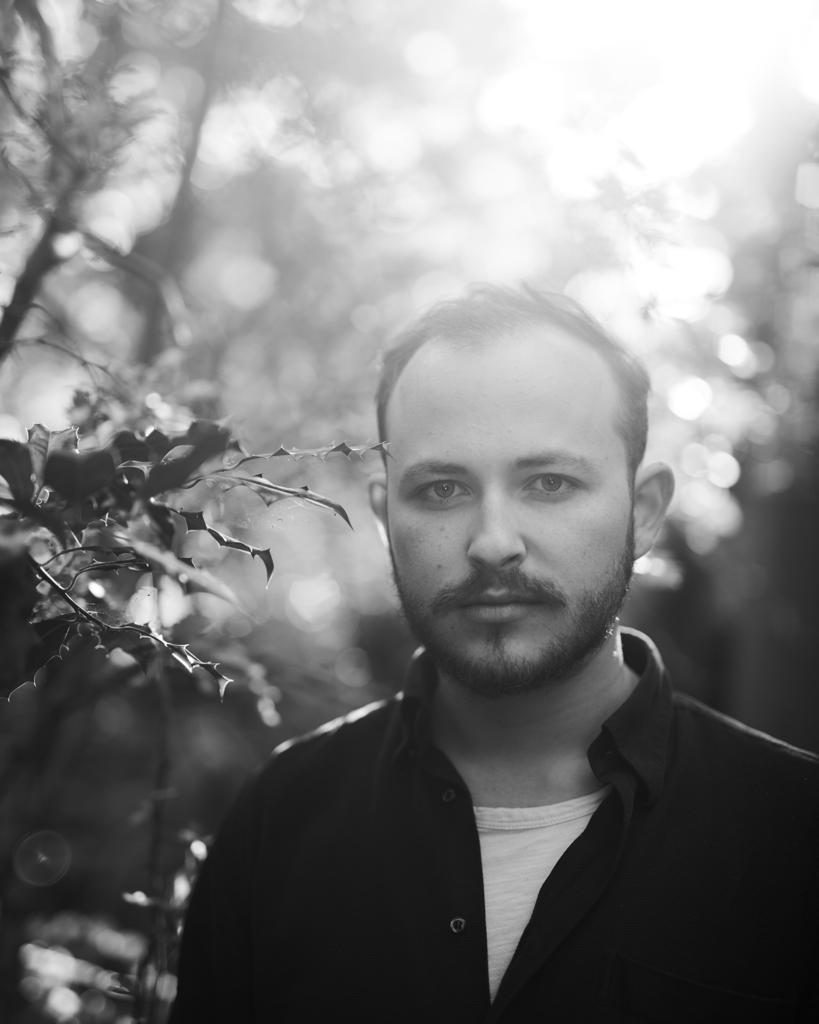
[466,496,526,569]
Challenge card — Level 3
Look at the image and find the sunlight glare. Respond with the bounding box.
[634,245,733,321]
[476,64,565,139]
[614,76,753,180]
[490,0,794,184]
[792,12,819,103]
[405,31,459,78]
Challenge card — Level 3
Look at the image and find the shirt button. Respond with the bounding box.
[441,788,456,803]
[449,917,466,934]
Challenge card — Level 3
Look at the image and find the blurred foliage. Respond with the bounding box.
[1,0,819,1021]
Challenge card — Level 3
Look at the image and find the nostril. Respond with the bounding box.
[466,533,526,567]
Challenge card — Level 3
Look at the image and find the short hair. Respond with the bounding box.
[375,284,650,479]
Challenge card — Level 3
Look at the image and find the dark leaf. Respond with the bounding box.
[146,501,178,547]
[45,449,116,502]
[108,430,151,465]
[184,420,231,444]
[0,545,41,698]
[0,498,71,543]
[27,425,78,493]
[26,424,50,491]
[0,440,35,502]
[140,424,231,499]
[144,429,171,460]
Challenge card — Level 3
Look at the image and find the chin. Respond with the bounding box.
[426,629,610,699]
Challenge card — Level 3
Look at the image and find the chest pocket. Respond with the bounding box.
[602,954,794,1023]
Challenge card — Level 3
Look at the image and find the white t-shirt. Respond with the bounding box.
[474,788,609,1000]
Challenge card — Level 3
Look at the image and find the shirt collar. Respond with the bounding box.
[592,627,674,804]
[396,627,673,805]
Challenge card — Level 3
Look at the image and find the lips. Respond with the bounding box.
[458,598,543,623]
[460,591,543,607]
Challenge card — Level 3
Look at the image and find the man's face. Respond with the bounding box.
[376,328,637,698]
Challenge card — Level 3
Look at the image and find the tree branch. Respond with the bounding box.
[0,200,70,363]
[136,0,229,364]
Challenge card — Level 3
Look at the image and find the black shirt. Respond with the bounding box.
[171,629,819,1022]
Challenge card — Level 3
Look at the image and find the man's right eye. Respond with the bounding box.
[418,480,467,503]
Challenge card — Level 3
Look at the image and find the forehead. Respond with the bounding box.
[386,328,627,469]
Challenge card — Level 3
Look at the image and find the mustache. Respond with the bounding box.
[432,567,568,613]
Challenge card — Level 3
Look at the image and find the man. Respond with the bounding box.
[171,286,819,1022]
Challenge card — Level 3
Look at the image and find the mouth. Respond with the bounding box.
[460,590,543,607]
[458,592,546,622]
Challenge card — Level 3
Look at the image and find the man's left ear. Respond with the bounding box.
[368,475,389,548]
[632,462,675,559]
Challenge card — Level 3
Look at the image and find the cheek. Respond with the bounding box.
[390,516,455,573]
[526,503,631,569]
[569,516,633,571]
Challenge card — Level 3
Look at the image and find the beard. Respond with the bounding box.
[391,527,635,699]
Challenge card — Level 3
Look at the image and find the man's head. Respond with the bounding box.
[377,285,651,483]
[370,284,674,698]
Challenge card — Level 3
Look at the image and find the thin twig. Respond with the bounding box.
[39,545,132,568]
[17,333,124,387]
[133,621,174,1024]
[63,558,150,592]
[80,230,192,351]
[136,0,228,364]
[31,557,111,629]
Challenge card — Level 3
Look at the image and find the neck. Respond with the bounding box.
[430,630,638,807]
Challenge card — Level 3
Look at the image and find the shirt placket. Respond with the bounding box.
[485,760,637,1021]
[412,740,493,1016]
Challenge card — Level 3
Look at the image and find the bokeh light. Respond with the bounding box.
[13,831,72,887]
[668,378,714,422]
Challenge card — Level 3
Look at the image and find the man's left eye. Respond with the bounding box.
[531,474,568,494]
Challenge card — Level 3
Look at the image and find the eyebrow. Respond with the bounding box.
[515,453,597,475]
[401,461,468,481]
[399,453,598,483]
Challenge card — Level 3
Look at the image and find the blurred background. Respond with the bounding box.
[1,0,818,1020]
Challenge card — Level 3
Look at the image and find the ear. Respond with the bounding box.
[632,462,675,560]
[368,475,390,548]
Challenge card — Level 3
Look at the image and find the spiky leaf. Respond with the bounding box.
[189,472,353,528]
[167,506,274,585]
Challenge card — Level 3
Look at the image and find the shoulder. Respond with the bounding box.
[672,692,819,800]
[198,696,403,883]
[209,695,403,855]
[251,694,403,796]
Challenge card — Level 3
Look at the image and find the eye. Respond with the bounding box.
[530,474,571,495]
[418,480,468,504]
